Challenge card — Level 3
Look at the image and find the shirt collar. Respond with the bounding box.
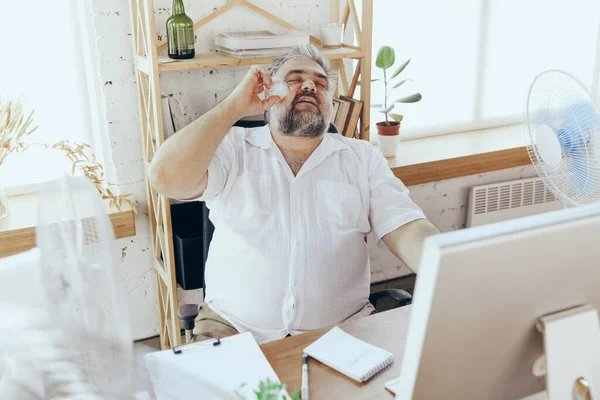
[244,124,273,149]
[244,124,349,154]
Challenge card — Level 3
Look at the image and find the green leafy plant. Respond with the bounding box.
[236,378,301,400]
[362,45,422,126]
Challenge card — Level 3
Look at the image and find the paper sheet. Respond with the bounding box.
[145,332,288,400]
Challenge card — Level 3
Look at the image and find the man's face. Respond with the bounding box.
[270,58,334,138]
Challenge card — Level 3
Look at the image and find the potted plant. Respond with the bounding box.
[370,45,422,157]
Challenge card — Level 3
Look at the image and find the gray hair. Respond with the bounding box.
[267,44,338,94]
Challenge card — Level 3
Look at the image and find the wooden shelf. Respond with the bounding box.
[131,0,374,349]
[0,192,136,258]
[152,46,364,72]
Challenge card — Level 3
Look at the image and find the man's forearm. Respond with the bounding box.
[148,98,240,199]
[382,219,440,273]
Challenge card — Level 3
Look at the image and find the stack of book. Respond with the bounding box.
[214,29,310,59]
[332,96,363,138]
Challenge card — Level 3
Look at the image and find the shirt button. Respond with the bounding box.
[293,211,299,216]
[295,241,300,247]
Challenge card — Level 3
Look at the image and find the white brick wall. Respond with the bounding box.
[90,0,536,340]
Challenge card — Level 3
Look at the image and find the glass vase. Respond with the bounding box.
[0,187,9,220]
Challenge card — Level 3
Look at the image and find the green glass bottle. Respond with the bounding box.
[166,0,195,59]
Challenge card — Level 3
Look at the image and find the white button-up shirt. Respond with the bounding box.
[197,125,425,344]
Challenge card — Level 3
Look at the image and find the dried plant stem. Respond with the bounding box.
[0,99,136,215]
[0,195,8,217]
[42,141,137,213]
[0,98,37,167]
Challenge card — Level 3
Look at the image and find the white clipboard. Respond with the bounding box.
[144,332,288,400]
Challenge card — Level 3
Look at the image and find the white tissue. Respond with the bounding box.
[267,81,289,99]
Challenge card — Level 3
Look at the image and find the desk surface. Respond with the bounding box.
[260,306,412,399]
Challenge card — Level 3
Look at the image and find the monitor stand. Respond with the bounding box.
[522,304,600,400]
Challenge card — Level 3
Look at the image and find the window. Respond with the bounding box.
[0,1,100,189]
[355,0,600,139]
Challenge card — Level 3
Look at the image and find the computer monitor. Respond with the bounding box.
[390,203,600,400]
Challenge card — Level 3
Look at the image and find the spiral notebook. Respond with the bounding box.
[303,326,393,383]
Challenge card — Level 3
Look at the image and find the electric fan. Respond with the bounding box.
[0,176,139,399]
[523,68,600,400]
[525,69,600,206]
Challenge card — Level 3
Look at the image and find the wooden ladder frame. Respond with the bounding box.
[131,0,373,349]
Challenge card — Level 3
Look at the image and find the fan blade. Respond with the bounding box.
[558,102,600,153]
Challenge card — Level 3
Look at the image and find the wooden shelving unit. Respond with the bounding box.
[130,0,374,349]
[136,47,365,73]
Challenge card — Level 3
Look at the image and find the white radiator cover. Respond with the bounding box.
[467,177,564,227]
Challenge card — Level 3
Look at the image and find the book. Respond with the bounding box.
[216,46,296,59]
[214,29,309,51]
[303,326,393,383]
[332,98,340,123]
[145,332,288,399]
[333,98,350,134]
[339,96,363,138]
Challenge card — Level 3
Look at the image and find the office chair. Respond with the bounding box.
[177,119,412,343]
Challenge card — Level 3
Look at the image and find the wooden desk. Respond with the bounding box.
[385,124,530,187]
[260,306,411,399]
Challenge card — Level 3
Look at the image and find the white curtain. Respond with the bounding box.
[0,0,96,189]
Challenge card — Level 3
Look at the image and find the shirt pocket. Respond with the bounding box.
[317,180,369,231]
[225,172,272,225]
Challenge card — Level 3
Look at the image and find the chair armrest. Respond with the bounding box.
[369,288,412,309]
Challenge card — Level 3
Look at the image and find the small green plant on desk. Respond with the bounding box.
[358,45,423,157]
[369,45,422,128]
[236,378,301,400]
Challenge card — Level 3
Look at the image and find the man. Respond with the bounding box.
[149,45,440,344]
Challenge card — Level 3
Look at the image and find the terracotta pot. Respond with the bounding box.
[376,121,400,136]
[376,121,400,157]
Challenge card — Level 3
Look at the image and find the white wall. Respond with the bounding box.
[90,0,536,340]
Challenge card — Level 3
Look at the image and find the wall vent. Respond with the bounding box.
[467,177,563,227]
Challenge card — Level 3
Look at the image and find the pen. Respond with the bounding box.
[302,354,309,400]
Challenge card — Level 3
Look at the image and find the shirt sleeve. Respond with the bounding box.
[367,145,426,242]
[195,130,237,202]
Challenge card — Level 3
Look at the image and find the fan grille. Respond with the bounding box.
[525,69,600,206]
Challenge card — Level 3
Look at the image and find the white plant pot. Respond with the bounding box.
[377,134,399,158]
